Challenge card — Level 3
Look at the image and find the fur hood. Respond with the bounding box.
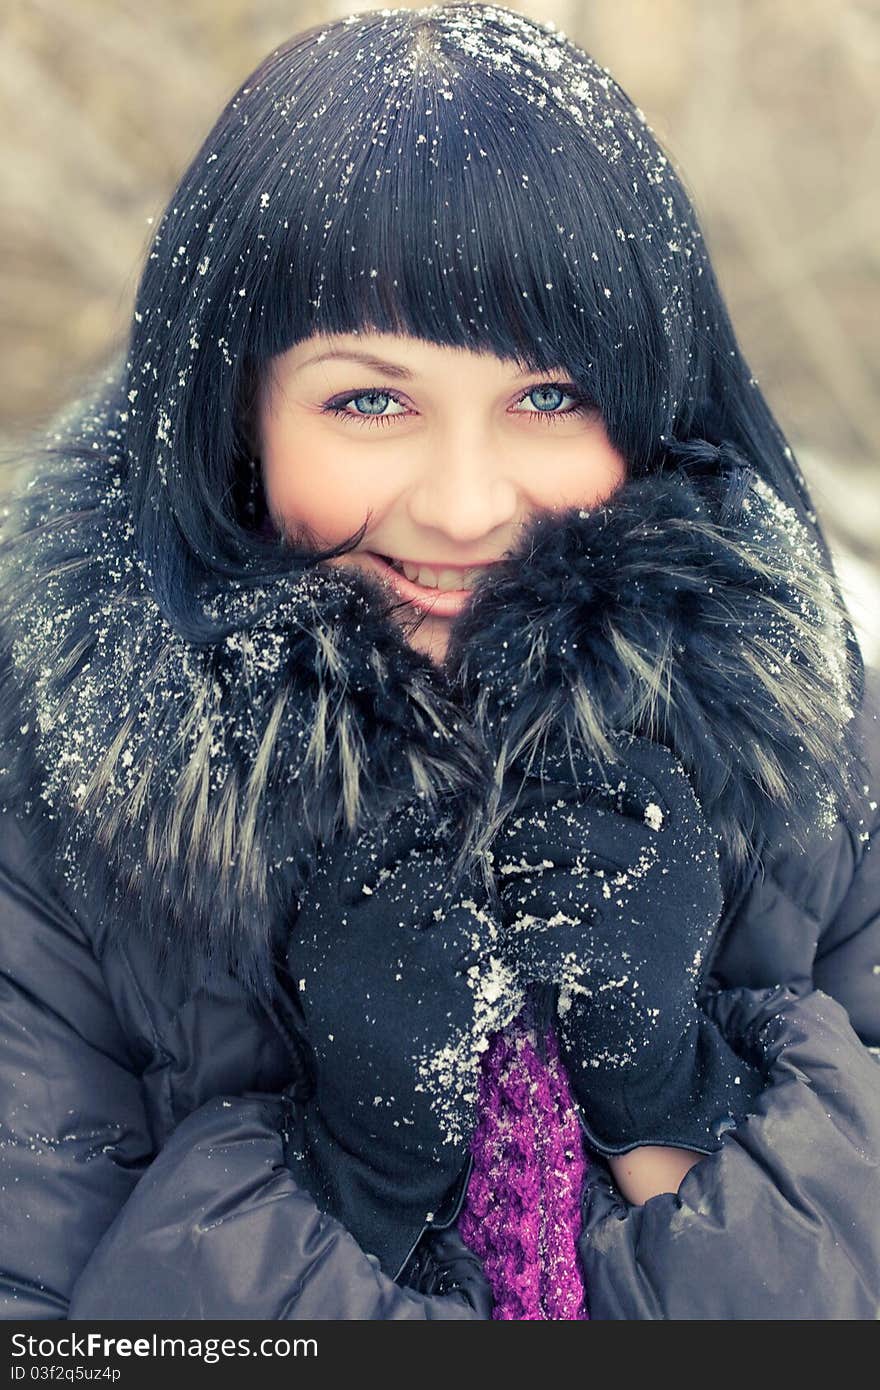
[0,395,865,1002]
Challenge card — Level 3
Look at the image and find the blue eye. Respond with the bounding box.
[515,384,586,422]
[320,383,596,428]
[324,390,406,425]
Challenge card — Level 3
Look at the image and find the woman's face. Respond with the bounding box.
[255,331,627,666]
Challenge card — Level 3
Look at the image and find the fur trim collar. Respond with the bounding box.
[445,444,863,889]
[0,409,863,1000]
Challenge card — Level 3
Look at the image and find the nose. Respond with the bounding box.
[406,446,520,544]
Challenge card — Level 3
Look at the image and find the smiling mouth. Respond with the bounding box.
[371,553,497,591]
[363,553,502,614]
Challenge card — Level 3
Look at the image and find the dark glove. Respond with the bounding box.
[398,1225,495,1318]
[284,793,523,1282]
[493,734,765,1155]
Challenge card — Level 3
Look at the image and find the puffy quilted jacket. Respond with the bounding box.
[1,395,879,1319]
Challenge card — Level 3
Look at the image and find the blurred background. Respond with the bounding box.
[2,0,877,659]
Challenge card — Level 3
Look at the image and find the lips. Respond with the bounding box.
[365,552,488,619]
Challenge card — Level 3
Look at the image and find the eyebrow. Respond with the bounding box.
[296,350,541,380]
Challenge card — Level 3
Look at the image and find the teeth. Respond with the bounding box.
[400,560,486,591]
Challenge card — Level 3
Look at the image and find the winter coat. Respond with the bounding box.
[1,392,879,1320]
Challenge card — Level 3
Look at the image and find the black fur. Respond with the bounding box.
[446,442,865,892]
[0,422,865,1002]
[0,417,486,1001]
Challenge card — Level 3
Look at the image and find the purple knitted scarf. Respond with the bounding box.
[458,1011,590,1320]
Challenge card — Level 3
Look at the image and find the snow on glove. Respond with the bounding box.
[493,734,765,1156]
[285,793,522,1282]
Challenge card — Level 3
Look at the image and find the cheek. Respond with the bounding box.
[258,407,378,545]
[267,465,372,545]
[543,428,628,510]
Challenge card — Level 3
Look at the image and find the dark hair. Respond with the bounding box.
[37,2,865,704]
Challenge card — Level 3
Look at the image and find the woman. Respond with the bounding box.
[1,4,878,1319]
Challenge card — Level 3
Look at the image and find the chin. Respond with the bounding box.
[400,614,451,666]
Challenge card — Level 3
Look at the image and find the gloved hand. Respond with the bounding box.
[398,1224,495,1318]
[492,734,765,1155]
[284,793,522,1282]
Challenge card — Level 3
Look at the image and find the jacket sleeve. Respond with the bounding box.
[66,1093,482,1321]
[0,817,155,1318]
[577,982,880,1318]
[812,805,880,1049]
[0,816,482,1322]
[576,675,880,1320]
